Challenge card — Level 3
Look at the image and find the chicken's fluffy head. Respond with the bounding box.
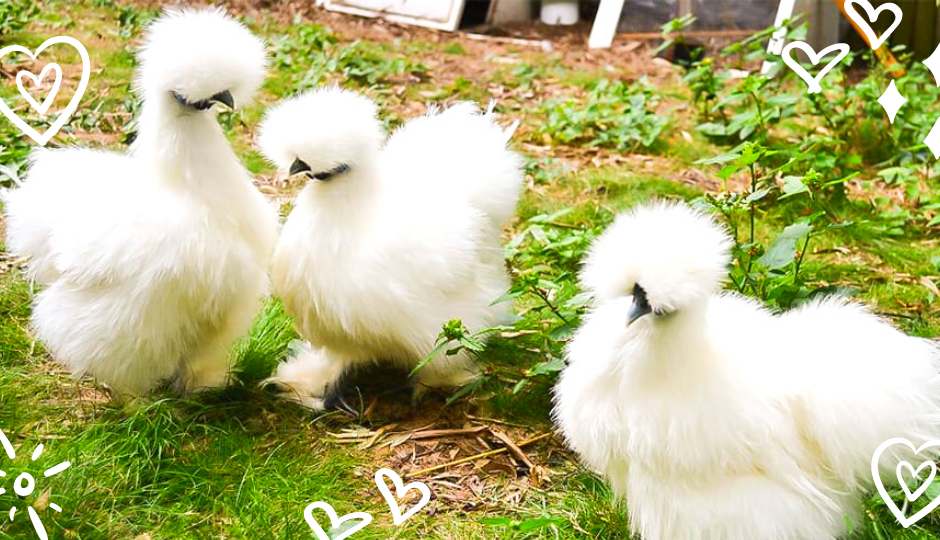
[135,8,266,112]
[580,201,731,325]
[257,87,385,183]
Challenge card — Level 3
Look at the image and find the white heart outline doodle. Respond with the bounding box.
[0,36,90,146]
[303,501,373,540]
[374,468,431,526]
[897,461,937,503]
[843,0,903,51]
[16,62,62,115]
[781,42,850,94]
[871,438,940,528]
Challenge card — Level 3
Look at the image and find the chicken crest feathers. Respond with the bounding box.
[135,7,266,107]
[581,201,732,311]
[257,86,385,174]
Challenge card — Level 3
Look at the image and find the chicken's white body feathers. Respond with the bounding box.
[554,203,940,540]
[557,294,940,539]
[3,9,277,395]
[263,91,522,400]
[6,135,276,396]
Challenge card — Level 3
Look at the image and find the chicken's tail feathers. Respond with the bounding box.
[503,119,521,144]
[425,102,442,117]
[485,99,497,116]
[384,100,524,228]
[0,147,52,195]
[2,150,62,281]
[3,147,122,284]
[483,99,520,145]
[787,475,843,516]
[0,182,15,207]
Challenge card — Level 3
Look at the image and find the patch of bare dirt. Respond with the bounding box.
[277,363,567,511]
[262,2,683,85]
[330,416,565,511]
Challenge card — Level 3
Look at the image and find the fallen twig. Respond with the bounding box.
[363,396,380,419]
[410,426,487,440]
[465,414,530,429]
[329,431,375,440]
[490,428,535,470]
[361,423,397,449]
[408,432,553,477]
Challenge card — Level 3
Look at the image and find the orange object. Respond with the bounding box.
[834,0,906,77]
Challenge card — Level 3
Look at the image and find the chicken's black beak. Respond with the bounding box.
[290,158,313,177]
[210,90,235,110]
[627,284,653,326]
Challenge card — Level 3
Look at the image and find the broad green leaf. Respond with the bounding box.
[717,165,738,180]
[695,151,739,165]
[527,357,566,377]
[780,175,809,198]
[745,187,773,204]
[757,222,813,269]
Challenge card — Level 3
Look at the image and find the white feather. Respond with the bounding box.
[554,201,940,540]
[3,8,278,395]
[382,99,524,228]
[257,87,523,406]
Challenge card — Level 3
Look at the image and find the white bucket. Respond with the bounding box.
[541,0,579,25]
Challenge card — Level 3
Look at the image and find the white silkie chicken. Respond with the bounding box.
[553,202,940,540]
[3,9,278,395]
[257,87,522,410]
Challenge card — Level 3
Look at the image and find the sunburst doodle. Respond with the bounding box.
[0,427,70,540]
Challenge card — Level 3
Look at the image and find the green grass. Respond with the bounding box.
[1,1,939,539]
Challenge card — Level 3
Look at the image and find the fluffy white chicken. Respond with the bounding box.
[257,87,522,410]
[554,202,940,540]
[3,9,278,395]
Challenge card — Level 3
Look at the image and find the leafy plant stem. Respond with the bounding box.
[748,91,766,136]
[531,285,570,325]
[749,162,757,244]
[794,234,811,280]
